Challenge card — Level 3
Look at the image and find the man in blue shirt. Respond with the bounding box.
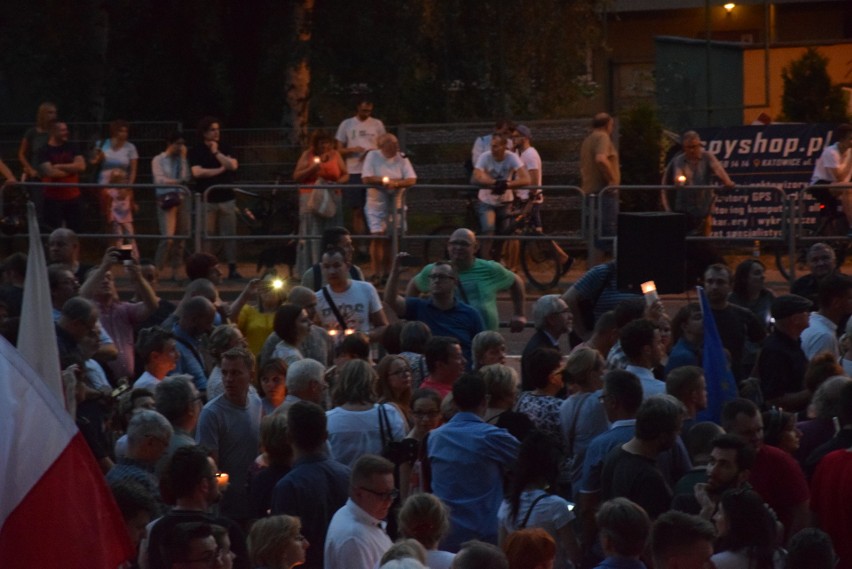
[272,401,350,569]
[427,374,520,551]
[171,296,216,395]
[384,254,484,368]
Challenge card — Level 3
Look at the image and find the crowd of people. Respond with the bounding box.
[2,102,852,569]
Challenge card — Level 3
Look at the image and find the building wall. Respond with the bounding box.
[742,43,852,123]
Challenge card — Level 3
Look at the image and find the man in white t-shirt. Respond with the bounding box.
[361,133,417,283]
[512,124,573,272]
[335,100,386,252]
[315,246,388,343]
[470,119,514,181]
[811,123,852,229]
[472,133,530,260]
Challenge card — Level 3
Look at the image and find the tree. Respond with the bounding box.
[780,48,849,123]
[283,0,315,146]
[619,104,664,212]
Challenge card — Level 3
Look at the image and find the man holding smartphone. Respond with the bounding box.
[385,253,483,369]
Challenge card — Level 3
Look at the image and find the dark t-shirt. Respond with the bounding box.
[712,303,766,380]
[188,142,236,202]
[37,142,82,200]
[271,454,351,569]
[601,446,672,520]
[756,330,808,401]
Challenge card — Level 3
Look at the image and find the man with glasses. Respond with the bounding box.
[407,228,527,333]
[721,398,810,543]
[521,294,572,389]
[162,522,221,569]
[385,253,483,368]
[661,130,735,236]
[324,454,395,569]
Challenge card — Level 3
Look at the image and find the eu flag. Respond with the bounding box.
[696,286,738,424]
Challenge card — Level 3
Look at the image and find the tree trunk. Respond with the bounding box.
[283,0,314,147]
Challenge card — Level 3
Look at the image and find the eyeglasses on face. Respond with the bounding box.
[359,487,399,501]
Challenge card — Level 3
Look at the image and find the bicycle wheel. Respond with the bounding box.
[521,237,560,290]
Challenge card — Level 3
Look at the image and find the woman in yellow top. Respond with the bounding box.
[230,273,287,356]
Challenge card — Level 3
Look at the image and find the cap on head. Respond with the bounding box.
[515,125,532,140]
[770,294,812,320]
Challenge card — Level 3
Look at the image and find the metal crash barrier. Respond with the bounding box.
[5,180,852,284]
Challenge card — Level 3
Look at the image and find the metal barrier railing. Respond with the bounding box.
[0,180,192,243]
[7,180,852,284]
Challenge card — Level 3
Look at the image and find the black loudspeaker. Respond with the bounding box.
[616,212,687,294]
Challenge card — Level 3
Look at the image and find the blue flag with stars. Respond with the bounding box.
[696,286,738,424]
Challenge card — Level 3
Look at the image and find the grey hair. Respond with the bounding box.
[126,409,173,448]
[532,294,564,330]
[286,358,325,395]
[812,375,852,419]
[471,330,505,365]
[155,375,196,423]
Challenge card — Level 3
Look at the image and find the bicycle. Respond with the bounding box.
[419,192,575,290]
[774,188,848,281]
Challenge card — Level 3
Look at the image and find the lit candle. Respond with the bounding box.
[313,156,321,164]
[271,278,284,290]
[344,329,355,336]
[382,176,390,185]
[215,472,229,489]
[676,174,687,184]
[641,281,658,305]
[328,329,338,337]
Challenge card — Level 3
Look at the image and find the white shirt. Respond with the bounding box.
[475,151,524,206]
[811,142,851,184]
[133,371,160,392]
[315,281,383,335]
[324,498,392,569]
[801,311,839,360]
[326,404,406,468]
[515,146,542,201]
[335,116,386,174]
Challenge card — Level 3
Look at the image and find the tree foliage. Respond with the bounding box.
[0,0,603,127]
[780,48,849,123]
[619,104,664,212]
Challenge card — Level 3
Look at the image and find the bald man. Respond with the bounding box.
[406,228,526,332]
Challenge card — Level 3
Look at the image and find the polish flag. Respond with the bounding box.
[0,202,132,567]
[0,335,133,567]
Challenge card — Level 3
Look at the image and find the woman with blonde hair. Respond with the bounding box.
[248,514,309,569]
[560,347,609,496]
[17,101,57,180]
[398,493,455,569]
[480,364,533,442]
[376,354,415,427]
[326,359,407,468]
